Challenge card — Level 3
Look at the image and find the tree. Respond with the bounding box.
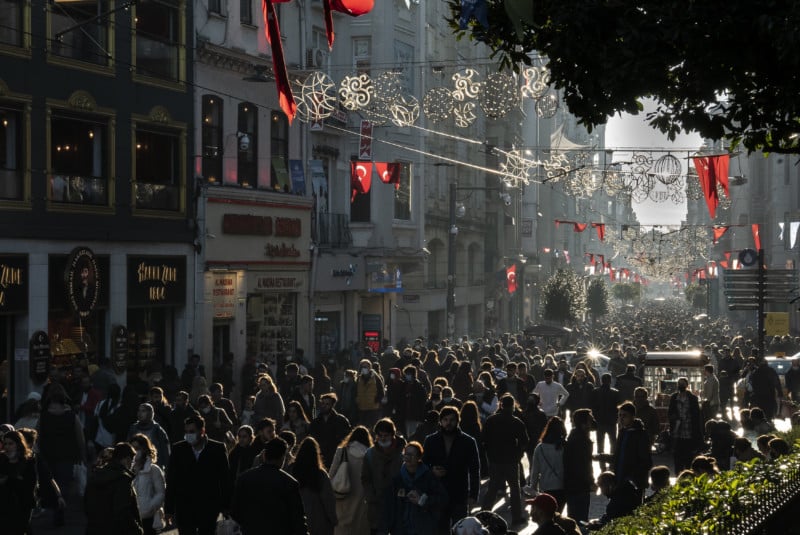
[586,277,610,327]
[541,268,586,324]
[684,282,707,310]
[447,1,800,154]
[610,282,642,305]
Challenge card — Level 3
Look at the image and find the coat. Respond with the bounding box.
[421,428,481,503]
[127,420,171,468]
[84,462,143,535]
[309,410,352,468]
[531,442,564,493]
[165,437,231,523]
[295,470,338,535]
[611,419,652,491]
[0,456,38,534]
[361,438,405,529]
[482,410,529,464]
[563,429,593,493]
[329,442,370,535]
[385,463,447,535]
[132,459,165,520]
[231,463,309,535]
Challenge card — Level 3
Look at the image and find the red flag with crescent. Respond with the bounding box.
[713,225,730,244]
[573,223,588,232]
[506,265,517,294]
[350,161,372,202]
[592,223,606,241]
[374,162,401,189]
[323,0,375,48]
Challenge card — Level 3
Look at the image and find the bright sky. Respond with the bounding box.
[605,99,703,226]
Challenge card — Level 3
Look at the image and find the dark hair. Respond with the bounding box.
[618,401,637,417]
[209,383,223,394]
[3,430,32,460]
[403,365,418,378]
[256,417,276,432]
[650,465,671,487]
[373,418,396,437]
[733,436,752,452]
[571,408,594,428]
[768,437,790,458]
[405,441,424,457]
[112,442,136,463]
[499,394,515,410]
[319,392,338,405]
[340,425,373,449]
[130,433,158,463]
[459,401,480,430]
[264,437,288,461]
[184,412,205,430]
[285,400,310,424]
[539,416,567,448]
[292,437,326,492]
[278,430,297,450]
[439,406,460,422]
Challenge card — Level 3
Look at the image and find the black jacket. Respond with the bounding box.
[482,409,529,464]
[165,437,231,521]
[84,462,143,535]
[611,419,652,491]
[422,428,481,503]
[231,463,309,535]
[591,385,621,425]
[563,429,594,493]
[308,410,352,468]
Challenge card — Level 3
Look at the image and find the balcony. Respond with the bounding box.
[135,182,179,211]
[50,175,107,205]
[315,212,351,248]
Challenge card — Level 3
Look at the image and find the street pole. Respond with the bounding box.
[447,182,457,343]
[757,248,765,354]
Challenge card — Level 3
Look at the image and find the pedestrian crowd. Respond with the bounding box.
[0,298,796,535]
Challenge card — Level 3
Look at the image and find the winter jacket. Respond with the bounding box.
[309,410,352,468]
[361,438,405,529]
[356,372,384,412]
[84,462,143,535]
[422,428,481,503]
[482,409,529,464]
[384,463,448,535]
[563,429,594,493]
[531,442,564,493]
[132,459,165,520]
[611,419,652,491]
[127,420,171,468]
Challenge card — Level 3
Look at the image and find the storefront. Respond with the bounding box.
[0,254,28,421]
[312,254,365,361]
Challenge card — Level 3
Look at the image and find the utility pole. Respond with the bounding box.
[446,182,457,343]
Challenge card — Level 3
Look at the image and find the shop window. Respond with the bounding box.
[128,307,173,375]
[49,0,110,66]
[135,0,182,81]
[246,292,296,362]
[269,110,289,191]
[314,311,340,358]
[237,102,257,187]
[49,113,109,206]
[0,107,23,200]
[240,0,252,24]
[0,0,24,47]
[202,95,223,184]
[394,161,411,220]
[135,128,181,211]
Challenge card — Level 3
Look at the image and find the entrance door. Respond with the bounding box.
[212,322,231,370]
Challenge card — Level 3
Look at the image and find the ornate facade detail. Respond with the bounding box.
[148,105,172,124]
[67,90,97,111]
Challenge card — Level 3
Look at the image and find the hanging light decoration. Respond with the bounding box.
[451,68,482,101]
[480,72,519,119]
[422,87,455,123]
[339,73,373,111]
[521,65,551,100]
[294,71,337,122]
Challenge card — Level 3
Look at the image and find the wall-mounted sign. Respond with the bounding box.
[403,294,420,304]
[212,273,237,319]
[127,256,186,306]
[363,330,381,354]
[223,214,272,235]
[65,247,99,318]
[112,325,128,374]
[256,276,298,289]
[265,243,301,257]
[275,217,302,237]
[29,330,50,384]
[0,255,27,314]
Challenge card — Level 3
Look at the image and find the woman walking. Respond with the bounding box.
[130,434,166,535]
[328,426,371,535]
[0,431,38,534]
[292,436,338,535]
[530,416,567,512]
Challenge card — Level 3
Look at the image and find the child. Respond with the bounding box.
[240,395,256,427]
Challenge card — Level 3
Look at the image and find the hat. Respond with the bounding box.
[451,517,489,535]
[525,492,558,516]
[26,391,42,401]
[0,423,14,435]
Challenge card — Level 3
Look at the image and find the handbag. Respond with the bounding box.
[330,447,351,497]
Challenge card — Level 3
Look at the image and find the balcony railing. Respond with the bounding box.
[50,175,107,205]
[315,212,351,248]
[135,183,179,211]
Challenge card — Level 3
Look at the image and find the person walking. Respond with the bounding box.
[355,360,385,429]
[283,400,312,444]
[165,413,231,535]
[291,437,338,535]
[361,418,405,535]
[632,387,661,447]
[84,442,143,535]
[231,437,309,535]
[667,377,704,473]
[254,374,286,423]
[127,403,171,469]
[590,374,619,469]
[329,426,372,535]
[209,383,238,426]
[533,369,570,418]
[563,409,595,523]
[228,425,259,486]
[309,393,352,469]
[600,402,652,503]
[0,430,38,535]
[614,365,643,403]
[480,395,530,527]
[130,434,166,535]
[530,416,567,512]
[701,365,721,422]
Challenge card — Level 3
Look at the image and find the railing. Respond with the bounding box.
[135,183,179,211]
[315,212,351,248]
[50,175,107,205]
[723,460,800,534]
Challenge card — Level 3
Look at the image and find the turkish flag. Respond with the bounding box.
[573,223,588,232]
[693,155,730,219]
[350,161,372,202]
[375,162,401,189]
[506,265,517,294]
[261,0,296,123]
[752,223,761,251]
[592,223,606,241]
[713,225,730,244]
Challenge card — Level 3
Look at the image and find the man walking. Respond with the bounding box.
[667,377,704,473]
[308,393,351,468]
[85,442,143,535]
[702,365,720,422]
[533,369,570,418]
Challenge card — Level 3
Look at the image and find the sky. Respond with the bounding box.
[605,99,703,226]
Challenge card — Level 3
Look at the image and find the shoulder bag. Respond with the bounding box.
[330,447,351,498]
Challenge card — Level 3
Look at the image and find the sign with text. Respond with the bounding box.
[765,312,790,336]
[127,256,186,307]
[65,247,99,318]
[362,330,381,354]
[212,273,237,318]
[29,330,50,383]
[0,255,27,314]
[112,325,129,374]
[359,120,373,159]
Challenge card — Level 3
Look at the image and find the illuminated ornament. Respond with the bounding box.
[452,68,481,101]
[521,66,551,100]
[565,166,597,198]
[535,92,558,118]
[453,101,477,128]
[295,71,337,122]
[500,149,535,187]
[480,72,519,119]
[650,154,682,185]
[543,153,570,181]
[423,87,455,123]
[373,71,403,103]
[339,73,373,110]
[359,101,391,126]
[389,93,420,127]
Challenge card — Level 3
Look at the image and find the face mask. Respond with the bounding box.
[377,439,392,448]
[405,374,413,382]
[184,433,198,445]
[390,374,396,381]
[361,368,370,376]
[201,407,211,414]
[343,377,351,384]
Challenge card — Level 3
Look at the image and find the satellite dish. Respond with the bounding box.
[739,248,758,267]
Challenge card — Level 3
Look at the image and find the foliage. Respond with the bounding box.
[586,277,610,320]
[541,268,586,324]
[684,282,707,310]
[610,282,641,305]
[597,445,800,534]
[446,0,800,154]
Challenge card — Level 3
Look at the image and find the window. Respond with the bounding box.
[0,107,23,200]
[237,103,257,187]
[394,161,411,220]
[353,37,371,74]
[49,114,108,205]
[135,0,181,80]
[202,95,223,184]
[135,128,181,211]
[270,110,289,191]
[0,0,24,47]
[240,0,252,24]
[208,0,224,15]
[49,0,110,65]
[350,158,370,222]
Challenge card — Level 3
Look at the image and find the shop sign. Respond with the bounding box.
[212,273,237,319]
[402,294,420,303]
[363,330,381,354]
[112,325,129,374]
[65,247,100,318]
[127,256,186,306]
[256,276,299,289]
[222,214,272,235]
[265,243,301,257]
[29,330,50,384]
[0,255,27,314]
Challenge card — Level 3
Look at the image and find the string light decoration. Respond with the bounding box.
[389,93,420,127]
[480,72,519,119]
[521,65,551,100]
[339,73,373,111]
[373,71,403,103]
[536,92,559,118]
[605,225,711,280]
[453,101,478,127]
[499,149,536,187]
[451,68,482,101]
[650,154,682,185]
[294,71,337,122]
[422,87,455,123]
[543,153,571,181]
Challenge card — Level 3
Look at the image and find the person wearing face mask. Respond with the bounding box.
[84,442,143,535]
[361,418,405,534]
[309,393,352,468]
[336,370,359,425]
[0,430,38,535]
[129,434,166,535]
[127,403,171,469]
[421,406,480,533]
[195,395,234,444]
[355,359,385,430]
[165,413,231,534]
[667,377,704,473]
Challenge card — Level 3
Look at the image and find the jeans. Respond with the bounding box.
[566,491,591,522]
[595,423,617,457]
[481,462,523,521]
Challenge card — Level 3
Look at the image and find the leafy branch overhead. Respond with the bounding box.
[446,0,800,154]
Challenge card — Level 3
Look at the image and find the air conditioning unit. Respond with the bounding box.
[306,47,326,69]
